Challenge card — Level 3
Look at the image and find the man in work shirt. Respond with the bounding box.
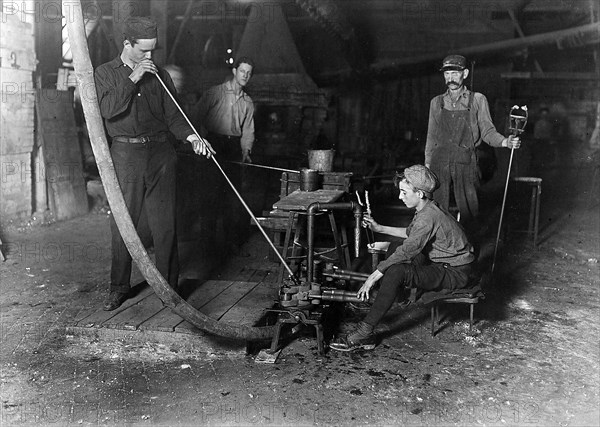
[193,57,255,253]
[425,54,521,237]
[95,16,214,311]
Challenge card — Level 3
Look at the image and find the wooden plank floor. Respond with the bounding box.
[66,267,279,351]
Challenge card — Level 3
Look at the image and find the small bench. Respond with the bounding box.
[420,286,485,337]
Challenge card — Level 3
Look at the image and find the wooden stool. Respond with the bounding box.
[277,209,350,283]
[430,295,480,337]
[510,177,542,246]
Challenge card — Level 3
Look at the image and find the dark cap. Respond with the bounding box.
[440,54,467,71]
[404,165,439,197]
[122,16,157,40]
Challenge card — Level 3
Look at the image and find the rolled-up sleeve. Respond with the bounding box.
[376,217,434,273]
[474,93,505,148]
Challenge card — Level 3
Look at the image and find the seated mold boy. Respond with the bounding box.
[330,165,476,352]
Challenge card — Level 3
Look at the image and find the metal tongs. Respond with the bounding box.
[356,190,374,245]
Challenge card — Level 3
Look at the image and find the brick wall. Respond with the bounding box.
[1,13,36,219]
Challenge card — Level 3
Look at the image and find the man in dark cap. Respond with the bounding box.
[330,165,476,352]
[95,16,214,311]
[425,54,521,238]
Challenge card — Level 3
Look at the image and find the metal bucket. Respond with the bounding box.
[300,168,319,191]
[307,149,335,172]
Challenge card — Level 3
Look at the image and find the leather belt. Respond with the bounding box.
[208,132,240,141]
[113,135,167,144]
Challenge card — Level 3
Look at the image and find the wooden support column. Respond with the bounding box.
[34,4,62,88]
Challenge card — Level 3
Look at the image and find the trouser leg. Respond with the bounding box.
[110,144,146,293]
[363,259,468,327]
[430,162,451,210]
[145,141,180,288]
[223,164,246,243]
[451,162,480,235]
[212,136,246,245]
[364,264,411,327]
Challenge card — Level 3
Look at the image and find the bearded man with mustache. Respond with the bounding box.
[424,55,521,241]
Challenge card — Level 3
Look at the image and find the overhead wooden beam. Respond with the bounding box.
[500,71,599,80]
[367,22,600,74]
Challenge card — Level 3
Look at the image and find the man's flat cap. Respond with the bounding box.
[404,165,440,195]
[122,16,157,40]
[440,54,467,71]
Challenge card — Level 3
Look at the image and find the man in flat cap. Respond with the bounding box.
[95,16,214,311]
[330,165,476,352]
[425,54,521,239]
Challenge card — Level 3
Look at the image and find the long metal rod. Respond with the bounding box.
[155,74,298,283]
[361,174,395,180]
[227,161,297,174]
[491,147,516,274]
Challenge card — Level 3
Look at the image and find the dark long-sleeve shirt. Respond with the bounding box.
[425,87,505,165]
[94,56,192,141]
[377,200,475,273]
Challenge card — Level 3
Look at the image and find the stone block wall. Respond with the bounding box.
[1,13,36,219]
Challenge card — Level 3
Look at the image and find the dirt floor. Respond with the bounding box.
[1,162,599,426]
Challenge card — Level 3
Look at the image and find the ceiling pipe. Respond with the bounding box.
[372,22,599,71]
[320,22,599,79]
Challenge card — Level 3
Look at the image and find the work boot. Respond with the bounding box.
[103,290,129,311]
[329,321,376,352]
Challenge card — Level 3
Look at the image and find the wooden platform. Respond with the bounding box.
[66,268,279,355]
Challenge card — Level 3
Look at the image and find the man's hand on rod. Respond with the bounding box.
[187,135,215,158]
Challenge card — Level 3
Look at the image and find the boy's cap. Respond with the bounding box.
[404,165,440,195]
